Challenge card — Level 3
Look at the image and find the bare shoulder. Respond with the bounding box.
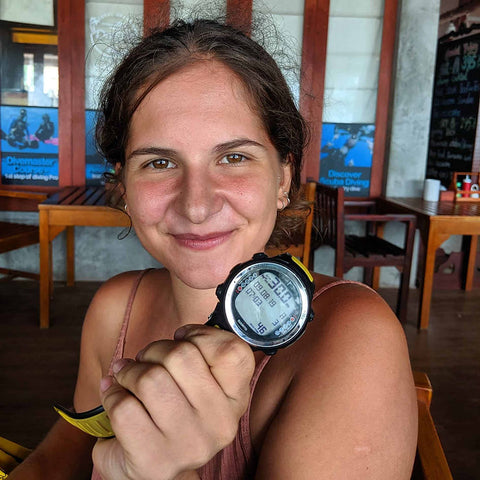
[80,271,147,355]
[296,277,414,401]
[255,278,418,479]
[309,274,406,344]
[73,269,155,411]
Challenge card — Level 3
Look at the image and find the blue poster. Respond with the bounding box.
[1,105,58,185]
[319,123,374,197]
[86,109,110,186]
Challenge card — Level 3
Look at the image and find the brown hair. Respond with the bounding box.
[97,18,310,246]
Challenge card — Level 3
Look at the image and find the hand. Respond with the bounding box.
[92,324,255,480]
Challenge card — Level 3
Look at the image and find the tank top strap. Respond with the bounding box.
[313,278,373,301]
[108,269,154,375]
[236,353,271,469]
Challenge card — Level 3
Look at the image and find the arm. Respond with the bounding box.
[92,324,256,480]
[255,283,418,479]
[9,272,136,479]
[8,420,95,479]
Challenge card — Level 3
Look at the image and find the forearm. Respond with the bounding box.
[9,420,95,480]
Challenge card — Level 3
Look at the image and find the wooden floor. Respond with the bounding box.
[0,280,479,479]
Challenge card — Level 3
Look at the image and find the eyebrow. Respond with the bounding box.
[126,146,177,162]
[127,138,267,161]
[213,138,267,154]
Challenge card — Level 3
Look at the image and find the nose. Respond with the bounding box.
[174,167,223,224]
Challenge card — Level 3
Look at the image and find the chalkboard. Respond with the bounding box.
[426,32,480,188]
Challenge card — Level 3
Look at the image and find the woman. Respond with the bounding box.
[11,19,417,480]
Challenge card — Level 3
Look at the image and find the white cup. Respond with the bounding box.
[423,178,441,202]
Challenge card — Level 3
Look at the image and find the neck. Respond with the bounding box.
[169,274,220,327]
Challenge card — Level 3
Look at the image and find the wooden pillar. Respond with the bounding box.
[144,0,170,34]
[58,0,85,186]
[300,0,330,182]
[227,0,253,34]
[370,0,399,198]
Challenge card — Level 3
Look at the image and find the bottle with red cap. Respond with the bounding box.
[462,175,472,197]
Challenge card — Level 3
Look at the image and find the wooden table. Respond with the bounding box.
[378,197,480,329]
[38,186,130,328]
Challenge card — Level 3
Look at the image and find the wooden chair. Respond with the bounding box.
[413,371,453,479]
[0,189,48,281]
[312,182,416,323]
[266,181,316,269]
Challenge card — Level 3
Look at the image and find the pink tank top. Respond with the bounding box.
[92,270,355,480]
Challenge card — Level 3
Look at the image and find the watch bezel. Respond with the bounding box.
[221,259,311,351]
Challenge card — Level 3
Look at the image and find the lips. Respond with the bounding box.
[172,231,232,250]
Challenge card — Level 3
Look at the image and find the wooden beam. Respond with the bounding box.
[227,0,253,34]
[370,0,399,198]
[300,0,330,182]
[144,0,170,34]
[58,0,85,186]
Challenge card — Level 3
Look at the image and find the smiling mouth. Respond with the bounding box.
[172,231,232,250]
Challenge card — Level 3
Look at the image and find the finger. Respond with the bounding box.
[135,338,230,412]
[92,437,128,480]
[133,335,250,452]
[103,357,228,472]
[175,324,255,409]
[111,351,200,434]
[100,368,165,447]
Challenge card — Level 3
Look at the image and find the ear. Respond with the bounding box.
[114,162,127,206]
[278,155,293,195]
[115,162,122,178]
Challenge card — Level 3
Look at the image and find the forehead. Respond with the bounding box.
[128,60,267,142]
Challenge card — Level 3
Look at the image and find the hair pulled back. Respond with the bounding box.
[97,18,310,246]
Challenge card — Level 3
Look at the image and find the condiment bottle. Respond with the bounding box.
[462,175,472,197]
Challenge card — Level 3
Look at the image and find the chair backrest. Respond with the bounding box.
[311,181,416,323]
[312,182,344,252]
[266,181,316,269]
[413,372,453,480]
[0,189,48,280]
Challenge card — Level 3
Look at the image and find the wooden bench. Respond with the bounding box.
[38,186,130,328]
[0,190,48,281]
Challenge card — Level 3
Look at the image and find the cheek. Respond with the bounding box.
[230,176,279,216]
[126,179,171,224]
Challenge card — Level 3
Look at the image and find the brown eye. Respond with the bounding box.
[147,159,175,169]
[220,153,247,164]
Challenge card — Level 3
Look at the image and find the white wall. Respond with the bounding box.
[323,0,383,124]
[85,0,143,110]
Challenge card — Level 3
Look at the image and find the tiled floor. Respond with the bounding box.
[0,280,479,478]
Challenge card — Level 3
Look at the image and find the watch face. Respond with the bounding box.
[223,261,310,350]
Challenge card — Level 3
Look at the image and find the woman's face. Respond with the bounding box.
[123,60,291,289]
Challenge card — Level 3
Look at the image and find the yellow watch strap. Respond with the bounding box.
[291,255,314,282]
[54,404,114,438]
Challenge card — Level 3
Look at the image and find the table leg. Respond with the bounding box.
[418,229,450,329]
[66,226,75,286]
[464,235,478,291]
[39,210,50,329]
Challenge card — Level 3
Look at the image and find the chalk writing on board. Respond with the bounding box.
[427,33,480,187]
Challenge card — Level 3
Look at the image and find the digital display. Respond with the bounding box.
[234,271,298,336]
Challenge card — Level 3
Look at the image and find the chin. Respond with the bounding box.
[174,251,258,290]
[178,268,228,291]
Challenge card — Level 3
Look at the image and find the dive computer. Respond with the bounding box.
[207,252,314,355]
